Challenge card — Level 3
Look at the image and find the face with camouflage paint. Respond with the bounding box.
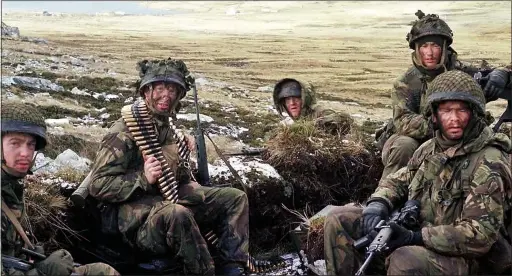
[433,100,471,140]
[2,132,37,174]
[284,96,302,119]
[144,81,182,112]
[418,42,442,69]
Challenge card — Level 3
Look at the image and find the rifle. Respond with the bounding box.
[354,200,421,276]
[474,68,512,132]
[2,247,80,274]
[193,80,210,186]
[223,146,266,156]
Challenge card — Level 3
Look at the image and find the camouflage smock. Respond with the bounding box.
[370,126,512,258]
[392,49,480,141]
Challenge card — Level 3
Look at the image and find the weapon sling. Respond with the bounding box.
[1,199,35,250]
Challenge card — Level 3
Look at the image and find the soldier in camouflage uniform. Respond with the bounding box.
[87,58,249,276]
[324,70,512,275]
[377,10,512,179]
[1,102,119,276]
[273,78,351,133]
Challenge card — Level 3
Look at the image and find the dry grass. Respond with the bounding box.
[2,1,510,124]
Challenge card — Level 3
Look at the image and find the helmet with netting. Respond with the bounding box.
[136,58,195,98]
[1,102,47,150]
[407,10,453,49]
[423,70,485,117]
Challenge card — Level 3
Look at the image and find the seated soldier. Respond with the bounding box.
[1,102,119,276]
[87,58,249,276]
[376,10,511,179]
[273,78,350,133]
[324,70,512,275]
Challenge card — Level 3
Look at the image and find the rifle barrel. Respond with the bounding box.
[355,251,375,276]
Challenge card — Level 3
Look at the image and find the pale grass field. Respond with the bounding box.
[2,1,511,121]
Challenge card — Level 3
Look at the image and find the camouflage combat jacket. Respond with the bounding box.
[1,168,26,257]
[370,127,512,258]
[88,115,186,244]
[272,78,347,127]
[392,49,480,141]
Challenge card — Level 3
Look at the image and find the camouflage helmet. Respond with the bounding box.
[1,102,47,150]
[274,79,302,100]
[136,58,195,98]
[407,10,453,49]
[423,70,485,117]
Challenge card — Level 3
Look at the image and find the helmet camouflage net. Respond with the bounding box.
[423,70,485,117]
[1,101,47,150]
[135,57,195,99]
[407,10,453,49]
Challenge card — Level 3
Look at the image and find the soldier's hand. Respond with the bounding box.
[386,222,423,250]
[361,201,389,236]
[185,133,196,152]
[144,155,162,185]
[34,249,74,276]
[483,68,509,102]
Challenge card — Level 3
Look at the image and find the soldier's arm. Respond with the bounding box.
[88,131,149,203]
[421,152,510,258]
[368,166,410,210]
[392,77,430,140]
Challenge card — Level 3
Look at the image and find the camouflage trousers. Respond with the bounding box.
[381,134,420,179]
[324,204,469,275]
[119,185,249,275]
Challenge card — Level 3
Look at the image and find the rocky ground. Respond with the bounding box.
[1,2,510,274]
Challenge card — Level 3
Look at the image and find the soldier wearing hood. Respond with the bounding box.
[377,11,511,179]
[1,102,119,276]
[87,58,249,276]
[324,70,512,275]
[273,78,349,133]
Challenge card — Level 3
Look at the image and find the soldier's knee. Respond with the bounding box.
[387,246,427,275]
[172,204,194,221]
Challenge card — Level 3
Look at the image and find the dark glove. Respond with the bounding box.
[361,201,389,236]
[35,249,74,276]
[386,222,423,250]
[483,69,509,102]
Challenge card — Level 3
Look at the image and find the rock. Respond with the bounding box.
[343,101,360,106]
[69,57,84,66]
[52,149,91,172]
[71,87,91,96]
[209,156,282,186]
[257,85,273,93]
[1,22,20,38]
[1,76,64,92]
[124,96,134,103]
[176,113,214,123]
[42,11,52,16]
[45,118,70,127]
[195,77,209,86]
[100,113,110,120]
[351,113,364,118]
[20,36,48,44]
[32,153,54,173]
[94,107,107,113]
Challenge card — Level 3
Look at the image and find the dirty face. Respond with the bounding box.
[2,132,37,174]
[144,81,181,112]
[433,100,471,140]
[419,41,442,69]
[284,96,302,119]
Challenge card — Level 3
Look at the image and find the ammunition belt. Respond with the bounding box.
[121,100,284,273]
[121,100,186,203]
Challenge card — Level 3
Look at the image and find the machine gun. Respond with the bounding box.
[474,68,512,132]
[353,200,421,276]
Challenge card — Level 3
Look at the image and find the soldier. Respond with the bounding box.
[324,70,512,275]
[1,102,119,275]
[376,10,511,179]
[87,58,249,276]
[273,78,351,133]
